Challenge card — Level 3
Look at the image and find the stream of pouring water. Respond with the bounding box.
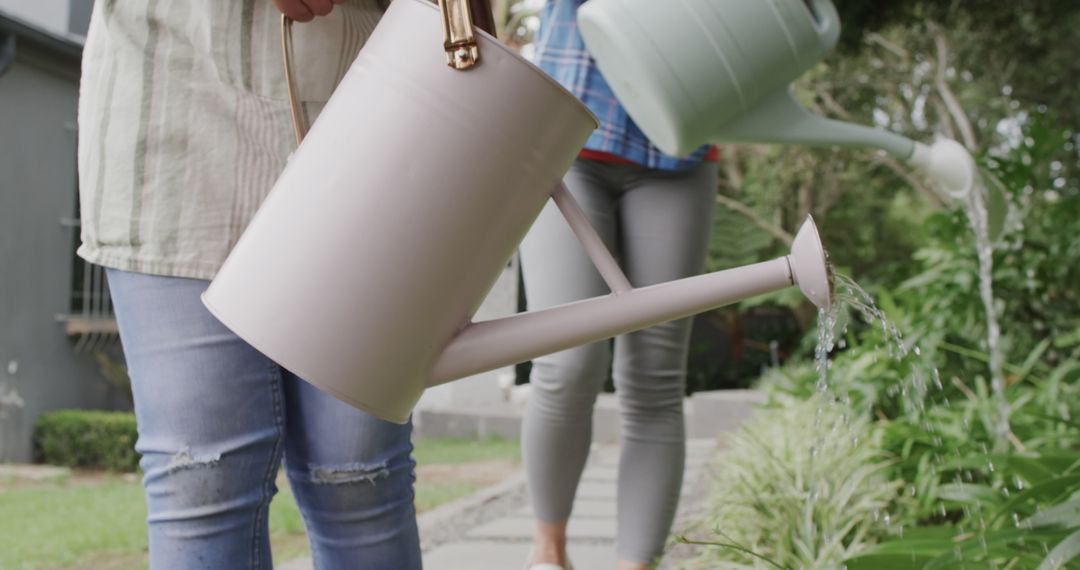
[815,169,1012,453]
[818,273,938,407]
[812,270,1031,565]
[811,273,928,544]
[811,259,1019,562]
[802,166,1016,565]
[965,174,1011,449]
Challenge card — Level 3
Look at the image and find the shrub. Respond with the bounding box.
[683,396,900,569]
[35,410,139,472]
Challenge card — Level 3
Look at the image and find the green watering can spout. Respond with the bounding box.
[713,89,916,160]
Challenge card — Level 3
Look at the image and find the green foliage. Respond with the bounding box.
[684,396,900,569]
[35,410,139,472]
[705,204,776,272]
[714,3,1079,292]
[683,2,1080,566]
[746,118,1080,568]
[830,0,1080,131]
[765,117,1079,415]
[847,449,1080,569]
[895,124,1080,368]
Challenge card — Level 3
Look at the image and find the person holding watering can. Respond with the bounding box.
[520,1,720,569]
[77,1,421,568]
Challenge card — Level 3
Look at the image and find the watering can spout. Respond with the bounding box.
[713,91,981,203]
[713,90,917,160]
[428,216,832,387]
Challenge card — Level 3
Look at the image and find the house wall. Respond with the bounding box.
[68,0,94,37]
[0,0,95,38]
[0,39,126,462]
[0,0,69,37]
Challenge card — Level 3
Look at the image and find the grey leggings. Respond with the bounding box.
[519,158,718,564]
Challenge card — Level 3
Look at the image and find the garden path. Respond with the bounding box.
[280,439,721,569]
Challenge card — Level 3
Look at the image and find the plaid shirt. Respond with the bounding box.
[534,0,711,171]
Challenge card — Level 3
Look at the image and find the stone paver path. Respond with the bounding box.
[281,438,719,569]
[421,438,717,569]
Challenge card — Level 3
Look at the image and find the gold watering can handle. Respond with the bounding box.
[280,16,306,145]
[439,0,497,68]
[280,0,496,145]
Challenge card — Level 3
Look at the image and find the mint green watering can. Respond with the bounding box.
[578,0,980,202]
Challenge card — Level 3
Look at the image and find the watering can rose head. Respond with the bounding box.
[909,139,978,200]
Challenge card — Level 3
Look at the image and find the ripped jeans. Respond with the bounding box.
[107,269,422,570]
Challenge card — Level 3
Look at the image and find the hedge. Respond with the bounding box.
[35,410,139,472]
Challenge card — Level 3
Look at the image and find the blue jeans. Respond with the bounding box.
[107,269,422,570]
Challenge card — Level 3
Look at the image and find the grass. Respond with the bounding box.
[0,437,519,570]
[0,478,147,569]
[412,437,522,512]
[415,481,485,513]
[413,436,521,465]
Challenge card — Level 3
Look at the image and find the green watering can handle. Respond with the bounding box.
[807,0,841,53]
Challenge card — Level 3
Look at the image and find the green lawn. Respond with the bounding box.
[0,437,519,570]
[412,436,520,465]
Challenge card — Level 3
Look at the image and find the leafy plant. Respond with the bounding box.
[682,396,900,569]
[729,117,1080,569]
[847,448,1080,569]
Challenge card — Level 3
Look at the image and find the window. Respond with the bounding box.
[63,172,118,350]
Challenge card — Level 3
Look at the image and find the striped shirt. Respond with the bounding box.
[77,0,387,280]
[534,0,713,171]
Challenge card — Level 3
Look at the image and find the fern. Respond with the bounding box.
[706,201,777,272]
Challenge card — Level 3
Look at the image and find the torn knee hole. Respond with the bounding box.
[166,448,222,473]
[310,461,390,485]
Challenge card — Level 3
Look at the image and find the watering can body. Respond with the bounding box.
[578,0,916,160]
[204,0,832,424]
[204,0,596,421]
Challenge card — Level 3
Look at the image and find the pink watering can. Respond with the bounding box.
[202,0,833,423]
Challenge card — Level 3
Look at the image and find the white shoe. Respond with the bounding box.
[526,564,572,570]
[524,553,573,570]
